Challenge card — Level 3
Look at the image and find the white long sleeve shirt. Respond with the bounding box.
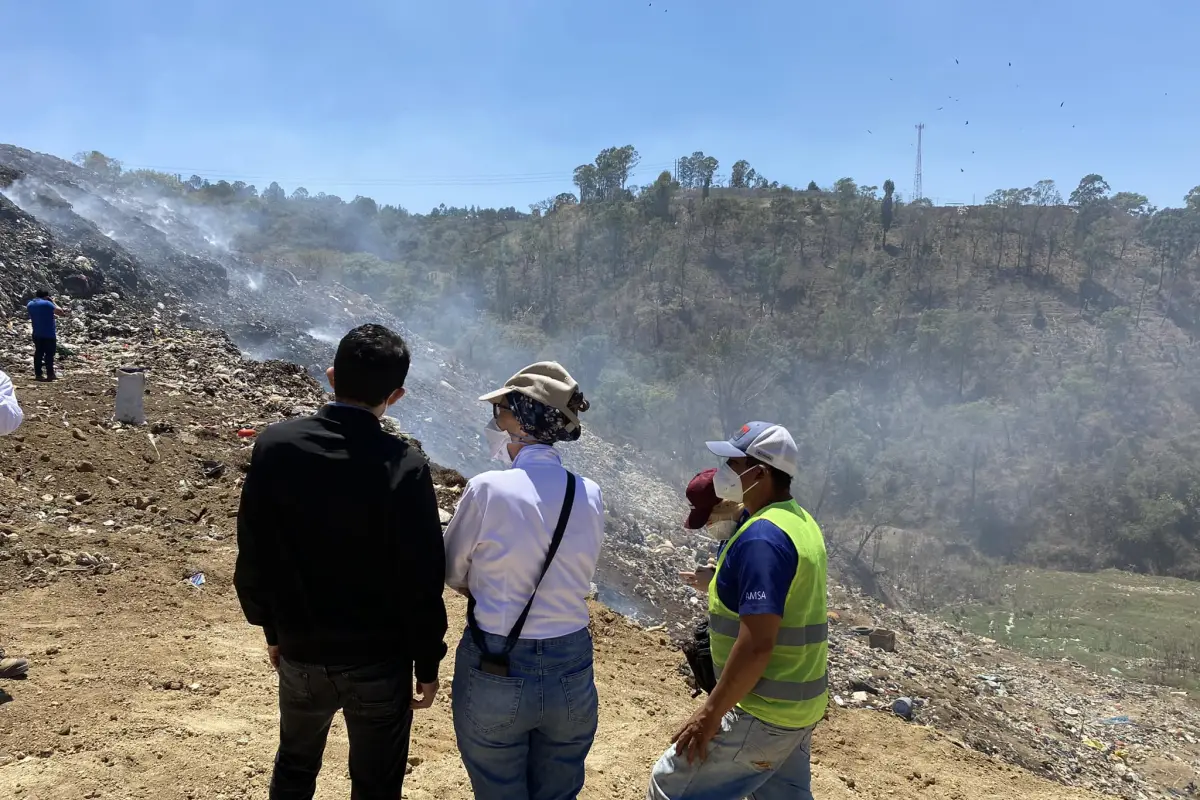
[445,444,605,640]
[0,370,23,436]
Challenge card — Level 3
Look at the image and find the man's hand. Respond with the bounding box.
[411,680,439,710]
[679,565,715,592]
[671,706,724,765]
[267,645,280,672]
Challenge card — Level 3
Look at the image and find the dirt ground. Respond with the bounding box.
[0,372,1106,799]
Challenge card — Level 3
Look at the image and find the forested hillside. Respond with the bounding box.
[64,148,1200,580]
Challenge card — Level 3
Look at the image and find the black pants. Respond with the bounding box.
[33,337,56,379]
[271,657,414,800]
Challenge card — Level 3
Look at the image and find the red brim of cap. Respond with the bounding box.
[685,506,713,530]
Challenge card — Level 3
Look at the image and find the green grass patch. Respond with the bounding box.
[942,568,1200,689]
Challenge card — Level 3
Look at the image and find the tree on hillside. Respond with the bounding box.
[573,164,599,203]
[263,182,287,203]
[572,146,640,203]
[1070,174,1112,208]
[1026,179,1063,273]
[1070,174,1112,237]
[700,324,787,436]
[553,192,578,212]
[1111,191,1151,217]
[730,159,761,189]
[73,151,123,180]
[1184,185,1200,212]
[677,151,719,193]
[985,187,1032,270]
[881,179,895,245]
[802,389,870,516]
[807,181,820,192]
[122,169,184,192]
[351,195,379,218]
[1141,208,1197,288]
[595,145,640,200]
[645,171,675,221]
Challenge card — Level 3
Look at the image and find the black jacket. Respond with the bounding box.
[234,404,448,682]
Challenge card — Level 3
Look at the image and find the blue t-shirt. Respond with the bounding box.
[714,517,799,616]
[27,299,56,339]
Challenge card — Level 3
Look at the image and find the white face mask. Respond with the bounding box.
[713,462,760,503]
[707,519,737,540]
[483,419,514,467]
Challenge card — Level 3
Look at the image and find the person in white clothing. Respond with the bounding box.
[0,370,24,437]
[444,361,604,800]
[0,370,28,681]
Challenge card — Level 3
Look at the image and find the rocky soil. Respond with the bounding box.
[823,587,1200,799]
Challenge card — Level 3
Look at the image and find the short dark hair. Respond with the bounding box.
[36,289,51,299]
[748,456,792,490]
[332,324,411,406]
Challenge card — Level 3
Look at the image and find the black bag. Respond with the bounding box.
[467,471,577,677]
[682,619,717,697]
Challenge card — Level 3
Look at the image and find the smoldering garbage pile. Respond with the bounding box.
[0,143,706,624]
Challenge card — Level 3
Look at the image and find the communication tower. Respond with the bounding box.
[913,123,925,202]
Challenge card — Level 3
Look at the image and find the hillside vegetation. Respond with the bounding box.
[60,148,1200,582]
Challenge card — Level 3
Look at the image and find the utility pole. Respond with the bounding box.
[913,123,925,202]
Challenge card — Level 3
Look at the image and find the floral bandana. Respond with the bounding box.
[507,390,581,444]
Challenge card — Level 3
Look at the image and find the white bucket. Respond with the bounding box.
[115,367,147,425]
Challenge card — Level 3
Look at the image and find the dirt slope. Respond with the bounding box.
[0,584,1100,800]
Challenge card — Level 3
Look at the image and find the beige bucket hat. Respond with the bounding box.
[479,361,584,432]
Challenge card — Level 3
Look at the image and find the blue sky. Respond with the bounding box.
[4,0,1197,211]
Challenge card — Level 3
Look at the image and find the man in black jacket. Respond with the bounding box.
[235,323,448,800]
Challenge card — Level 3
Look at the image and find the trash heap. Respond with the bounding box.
[0,303,697,626]
[822,585,1200,799]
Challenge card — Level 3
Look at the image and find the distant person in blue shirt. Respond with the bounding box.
[26,289,69,382]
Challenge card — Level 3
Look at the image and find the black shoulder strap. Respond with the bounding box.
[468,471,578,657]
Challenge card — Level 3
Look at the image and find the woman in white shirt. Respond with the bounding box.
[444,361,605,800]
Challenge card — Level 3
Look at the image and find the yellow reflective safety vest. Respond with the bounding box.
[707,499,828,729]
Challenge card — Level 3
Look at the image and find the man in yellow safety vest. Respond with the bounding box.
[649,421,827,800]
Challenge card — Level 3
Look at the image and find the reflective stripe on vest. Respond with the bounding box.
[707,614,828,648]
[713,664,829,702]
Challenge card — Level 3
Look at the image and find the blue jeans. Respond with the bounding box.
[270,657,414,800]
[452,627,598,800]
[647,708,814,800]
